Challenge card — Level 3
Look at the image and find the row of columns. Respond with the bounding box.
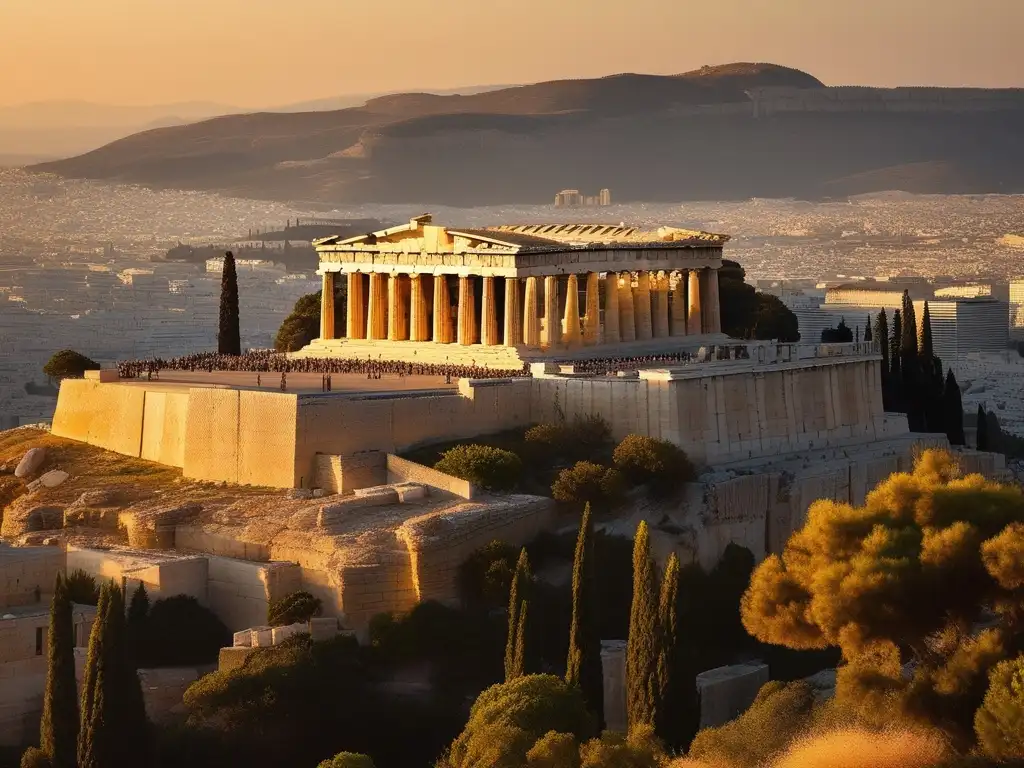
[320,269,722,348]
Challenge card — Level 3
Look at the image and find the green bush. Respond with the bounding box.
[456,539,518,610]
[435,444,522,491]
[612,435,695,496]
[42,349,100,380]
[445,674,596,768]
[64,568,99,605]
[551,462,624,509]
[975,654,1024,759]
[524,418,611,465]
[268,591,323,627]
[140,595,231,666]
[317,753,375,768]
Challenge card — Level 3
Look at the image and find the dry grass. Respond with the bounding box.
[667,728,950,768]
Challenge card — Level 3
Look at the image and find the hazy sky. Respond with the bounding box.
[2,0,1022,107]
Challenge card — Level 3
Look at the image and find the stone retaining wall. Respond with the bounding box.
[386,454,476,499]
[0,545,63,609]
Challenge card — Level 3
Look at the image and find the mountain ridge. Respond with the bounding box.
[32,63,1024,204]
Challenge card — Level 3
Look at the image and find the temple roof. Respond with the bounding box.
[314,214,730,252]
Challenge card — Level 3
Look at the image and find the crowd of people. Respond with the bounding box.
[115,349,700,385]
[556,351,696,376]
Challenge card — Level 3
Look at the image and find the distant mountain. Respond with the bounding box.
[33,63,1024,203]
[269,84,517,114]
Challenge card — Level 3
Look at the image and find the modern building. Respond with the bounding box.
[913,298,1009,372]
[300,215,728,367]
[554,189,612,208]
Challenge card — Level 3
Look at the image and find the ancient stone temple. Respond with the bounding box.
[297,214,729,367]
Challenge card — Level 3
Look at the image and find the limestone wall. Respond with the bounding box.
[531,357,891,466]
[0,546,64,609]
[396,496,555,605]
[51,380,146,457]
[140,391,189,467]
[292,380,533,487]
[182,389,299,488]
[205,556,302,632]
[316,451,387,493]
[386,455,476,499]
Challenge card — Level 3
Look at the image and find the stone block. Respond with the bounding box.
[695,662,770,728]
[271,622,306,645]
[232,630,252,648]
[395,483,428,502]
[601,640,627,733]
[250,626,273,647]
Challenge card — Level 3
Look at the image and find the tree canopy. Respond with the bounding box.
[43,349,100,380]
[740,449,1024,748]
[718,261,800,342]
[274,285,345,352]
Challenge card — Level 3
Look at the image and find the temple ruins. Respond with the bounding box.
[299,214,728,366]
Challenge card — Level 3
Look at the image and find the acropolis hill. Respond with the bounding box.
[1,216,1007,645]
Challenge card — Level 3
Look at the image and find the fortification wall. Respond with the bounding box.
[52,380,146,457]
[140,391,189,467]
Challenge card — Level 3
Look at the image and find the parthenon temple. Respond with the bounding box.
[298,215,729,366]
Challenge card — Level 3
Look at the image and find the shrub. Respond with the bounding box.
[445,674,596,768]
[141,595,231,666]
[456,539,518,609]
[524,418,612,465]
[974,655,1024,760]
[19,747,51,768]
[317,753,375,768]
[268,591,323,627]
[612,435,695,496]
[551,462,624,509]
[435,444,522,491]
[42,349,99,380]
[64,569,99,605]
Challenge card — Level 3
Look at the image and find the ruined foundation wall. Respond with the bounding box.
[51,380,146,458]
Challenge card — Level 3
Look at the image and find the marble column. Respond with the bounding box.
[544,275,560,348]
[687,269,702,336]
[634,271,653,341]
[387,274,408,341]
[583,272,600,345]
[481,276,499,345]
[319,272,336,340]
[670,272,687,337]
[618,272,636,343]
[457,276,477,346]
[410,274,430,341]
[523,276,540,347]
[504,277,521,346]
[653,272,670,338]
[706,268,722,334]
[603,274,620,344]
[432,275,453,343]
[562,274,582,347]
[347,272,366,340]
[367,272,388,340]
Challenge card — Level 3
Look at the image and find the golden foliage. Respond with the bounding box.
[769,727,949,768]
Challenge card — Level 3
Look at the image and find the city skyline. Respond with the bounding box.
[1,0,1022,108]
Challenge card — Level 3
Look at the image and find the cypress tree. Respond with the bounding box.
[863,316,873,342]
[918,301,935,362]
[39,574,77,768]
[626,521,659,732]
[127,582,150,666]
[944,369,966,446]
[504,548,531,681]
[510,599,528,680]
[218,251,241,355]
[889,310,902,380]
[655,553,681,747]
[976,405,989,451]
[901,291,918,359]
[566,504,603,723]
[79,583,149,768]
